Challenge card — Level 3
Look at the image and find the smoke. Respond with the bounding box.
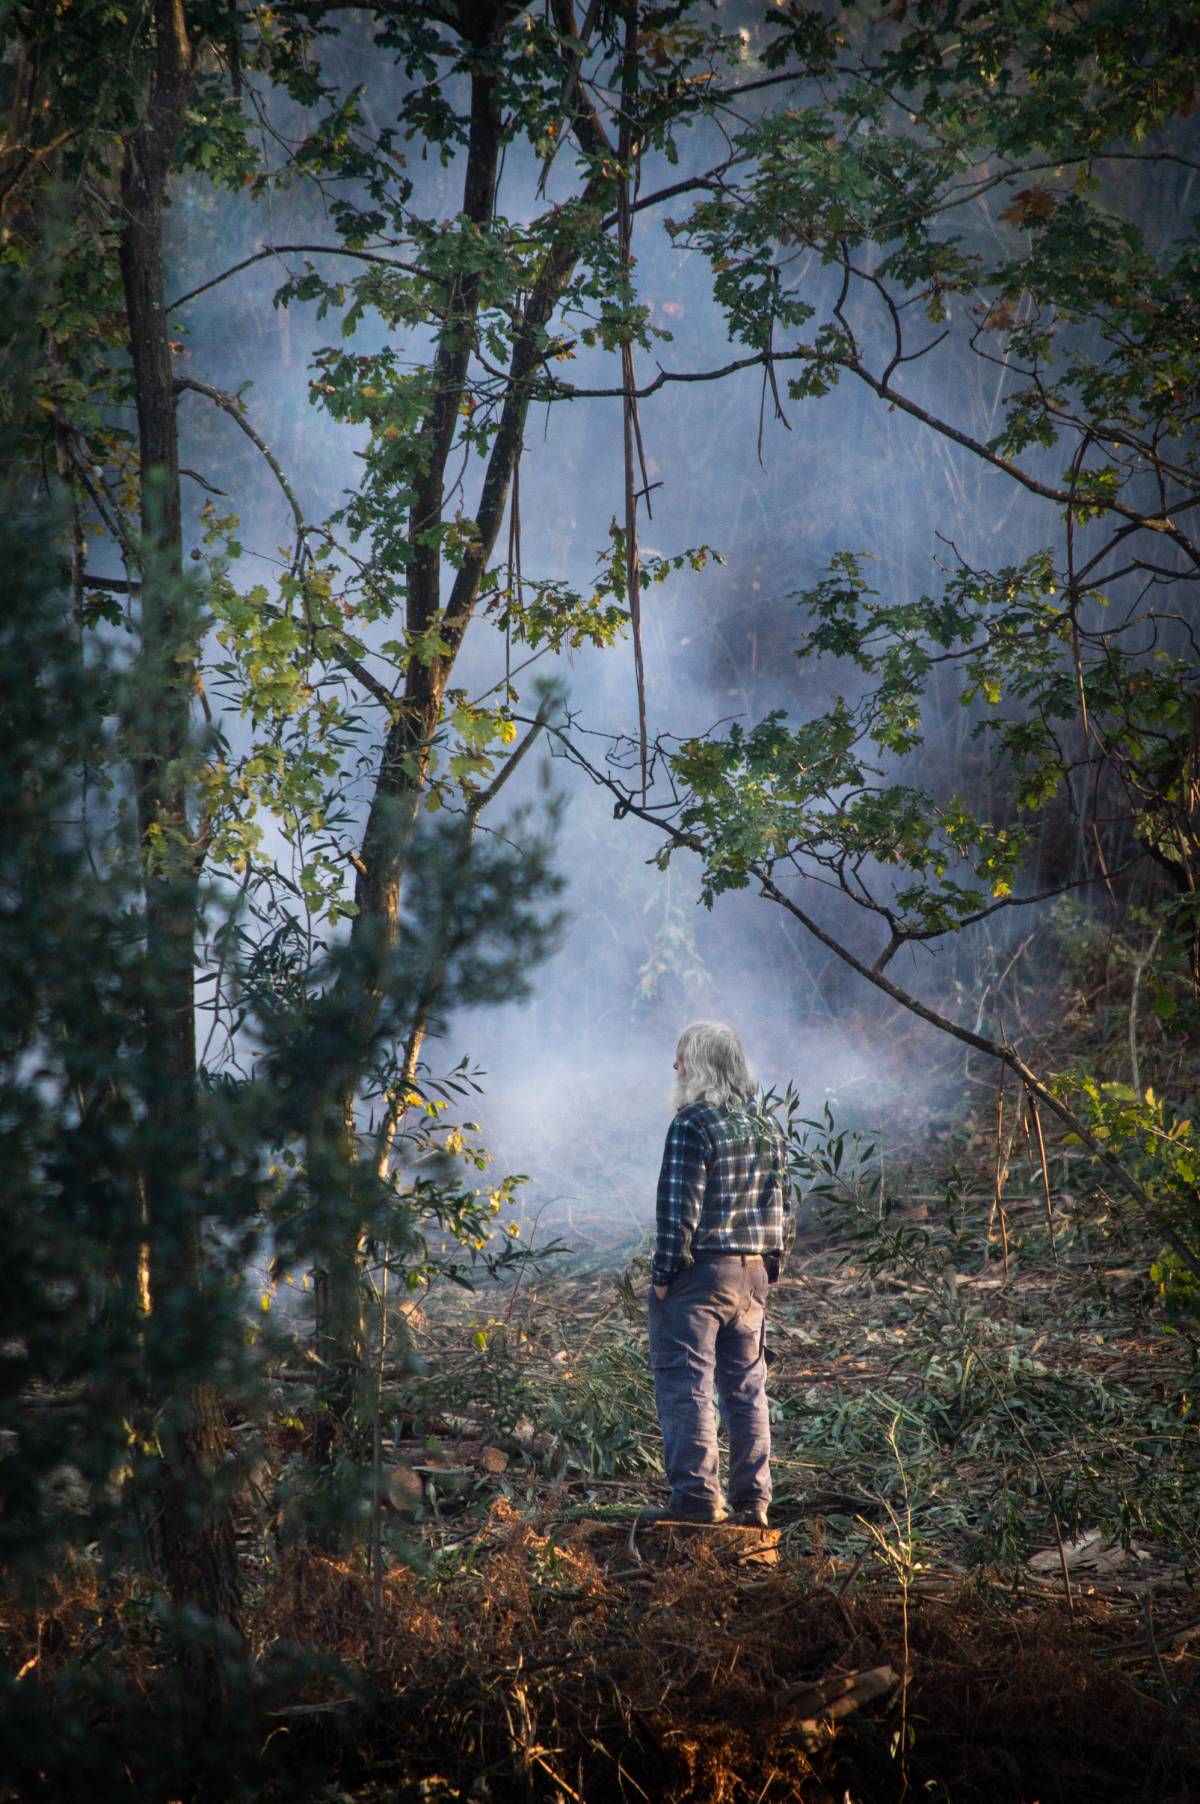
[153,7,1189,1252]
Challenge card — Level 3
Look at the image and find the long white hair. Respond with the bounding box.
[671,1020,755,1114]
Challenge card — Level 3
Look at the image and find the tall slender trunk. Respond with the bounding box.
[0,33,38,226]
[311,9,612,1431]
[118,0,242,1689]
[311,37,505,1433]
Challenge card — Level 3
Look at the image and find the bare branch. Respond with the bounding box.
[542,344,1198,564]
[174,376,306,544]
[167,243,428,312]
[547,720,1200,1282]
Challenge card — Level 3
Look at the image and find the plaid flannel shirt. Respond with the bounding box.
[652,1099,794,1287]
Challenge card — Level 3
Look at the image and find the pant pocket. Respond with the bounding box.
[720,1301,766,1378]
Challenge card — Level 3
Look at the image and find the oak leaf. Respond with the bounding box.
[999,184,1056,225]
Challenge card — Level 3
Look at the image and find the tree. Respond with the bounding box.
[114,0,787,1429]
[0,194,563,1799]
[548,0,1200,1287]
[5,7,1198,1780]
[238,0,737,1427]
[3,0,575,1662]
[2,0,254,1700]
[0,206,263,1783]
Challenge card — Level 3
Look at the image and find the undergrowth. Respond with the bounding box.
[5,984,1199,1801]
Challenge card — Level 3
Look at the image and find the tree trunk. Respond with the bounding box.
[311,35,504,1430]
[118,0,243,1691]
[310,1103,368,1460]
[311,23,610,1431]
[0,33,38,225]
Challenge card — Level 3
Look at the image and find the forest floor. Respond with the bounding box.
[241,1173,1200,1804]
[8,1174,1200,1802]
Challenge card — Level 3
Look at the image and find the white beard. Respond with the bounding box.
[670,1076,691,1114]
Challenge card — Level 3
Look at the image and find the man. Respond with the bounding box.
[641,1021,794,1529]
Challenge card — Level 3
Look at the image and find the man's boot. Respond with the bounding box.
[729,1502,770,1528]
[636,1497,729,1528]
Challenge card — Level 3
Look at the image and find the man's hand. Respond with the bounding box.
[652,1283,669,1302]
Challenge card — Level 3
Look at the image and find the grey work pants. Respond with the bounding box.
[647,1253,771,1515]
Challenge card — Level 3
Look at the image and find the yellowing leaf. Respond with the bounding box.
[999,184,1056,225]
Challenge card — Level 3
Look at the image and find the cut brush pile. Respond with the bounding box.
[247,1498,1199,1803]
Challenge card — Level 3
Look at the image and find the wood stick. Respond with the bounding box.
[1027,1089,1062,1270]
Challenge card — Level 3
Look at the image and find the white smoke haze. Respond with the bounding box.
[151,7,1193,1262]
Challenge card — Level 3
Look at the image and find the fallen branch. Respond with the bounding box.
[774,1663,900,1736]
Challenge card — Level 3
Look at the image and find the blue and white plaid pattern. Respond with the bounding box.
[652,1100,794,1286]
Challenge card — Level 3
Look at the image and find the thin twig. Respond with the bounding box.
[1128,929,1162,1096]
[1142,1593,1177,1704]
[174,376,305,545]
[167,241,428,311]
[618,0,648,795]
[1027,1090,1061,1271]
[987,1068,1011,1280]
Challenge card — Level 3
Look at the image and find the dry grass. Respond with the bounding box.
[238,1499,1200,1803]
[6,1111,1199,1801]
[10,1456,1195,1802]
